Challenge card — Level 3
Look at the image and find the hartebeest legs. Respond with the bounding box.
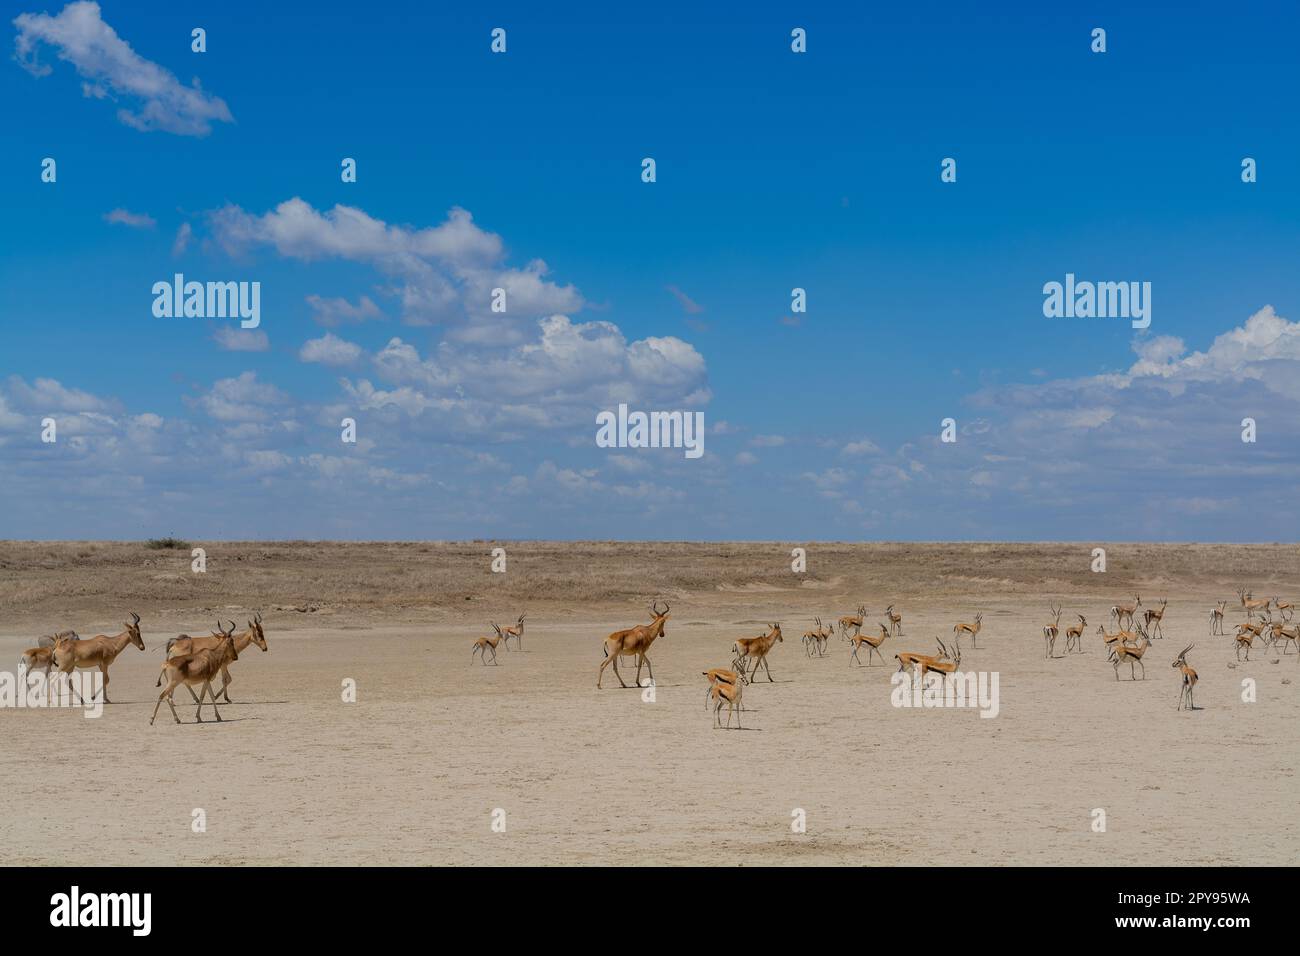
[151,678,222,725]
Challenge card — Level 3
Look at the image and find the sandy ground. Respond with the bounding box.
[0,540,1296,866]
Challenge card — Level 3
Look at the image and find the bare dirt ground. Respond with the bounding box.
[0,540,1296,866]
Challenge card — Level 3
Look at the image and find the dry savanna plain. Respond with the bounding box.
[0,540,1296,866]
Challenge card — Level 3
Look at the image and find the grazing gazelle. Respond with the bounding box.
[838,605,866,639]
[1209,601,1227,635]
[1173,644,1198,711]
[701,667,746,711]
[1043,603,1062,658]
[1237,587,1269,620]
[1142,599,1168,639]
[952,613,982,649]
[597,601,670,689]
[735,624,783,683]
[52,613,144,704]
[1111,595,1141,630]
[500,613,526,651]
[885,604,904,637]
[710,678,743,729]
[472,623,506,665]
[1064,614,1086,654]
[848,624,889,666]
[1112,631,1151,681]
[151,623,239,725]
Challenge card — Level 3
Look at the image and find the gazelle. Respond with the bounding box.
[735,623,782,682]
[1265,621,1298,655]
[1064,614,1086,654]
[848,624,889,666]
[163,614,268,704]
[1234,627,1256,661]
[918,639,960,682]
[894,646,941,675]
[885,604,904,637]
[702,667,747,710]
[52,613,144,704]
[1237,587,1269,620]
[1111,595,1141,629]
[1112,632,1151,681]
[952,613,982,649]
[1209,601,1227,635]
[1142,599,1168,639]
[838,605,866,638]
[1173,644,1198,711]
[710,679,743,729]
[472,623,506,665]
[1272,598,1294,623]
[1043,603,1062,658]
[597,601,669,689]
[500,613,526,651]
[151,623,239,725]
[802,618,828,658]
[816,618,835,654]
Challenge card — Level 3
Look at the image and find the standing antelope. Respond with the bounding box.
[918,639,960,683]
[1142,599,1168,639]
[702,667,747,711]
[597,601,669,689]
[802,618,829,658]
[817,618,835,654]
[500,613,526,651]
[1112,632,1151,681]
[1209,601,1227,635]
[710,679,743,729]
[848,624,889,666]
[1272,598,1294,623]
[1064,615,1086,654]
[952,613,982,649]
[1043,603,1062,658]
[735,624,783,682]
[472,623,506,665]
[52,613,144,704]
[1111,595,1141,629]
[1234,627,1256,661]
[19,630,78,678]
[885,604,903,637]
[1173,645,1198,711]
[151,623,239,725]
[838,605,866,638]
[1237,587,1269,620]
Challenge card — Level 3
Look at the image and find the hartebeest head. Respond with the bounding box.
[125,612,144,650]
[247,612,269,652]
[217,620,240,663]
[650,600,670,634]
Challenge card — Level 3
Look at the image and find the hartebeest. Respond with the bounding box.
[52,613,144,704]
[162,614,268,704]
[952,613,982,649]
[151,622,239,725]
[1173,644,1198,711]
[735,624,783,682]
[597,601,669,689]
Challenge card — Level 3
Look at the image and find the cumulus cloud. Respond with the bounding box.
[305,294,383,327]
[13,2,234,135]
[300,333,363,367]
[102,207,154,228]
[190,372,290,422]
[213,326,270,352]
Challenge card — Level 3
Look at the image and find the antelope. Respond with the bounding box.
[597,601,669,689]
[952,613,982,649]
[472,623,506,665]
[918,639,960,682]
[1209,601,1227,635]
[1110,595,1141,629]
[1142,598,1168,639]
[710,679,743,729]
[1234,627,1256,661]
[151,623,239,725]
[802,618,828,658]
[163,614,268,703]
[1096,624,1131,658]
[1043,603,1062,658]
[1234,619,1266,642]
[885,604,904,637]
[894,646,941,675]
[817,618,835,653]
[735,623,783,682]
[1272,598,1294,623]
[1112,632,1151,681]
[1173,644,1198,711]
[1265,621,1298,655]
[1064,614,1086,653]
[19,630,78,678]
[52,613,144,704]
[849,624,889,666]
[500,613,526,651]
[1237,587,1269,620]
[838,605,866,638]
[702,667,747,711]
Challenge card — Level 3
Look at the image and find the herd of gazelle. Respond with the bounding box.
[16,611,270,725]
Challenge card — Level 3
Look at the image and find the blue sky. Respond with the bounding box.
[2,0,1298,540]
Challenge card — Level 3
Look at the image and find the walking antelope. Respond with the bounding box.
[710,679,743,729]
[162,614,268,703]
[500,613,526,651]
[1142,599,1168,639]
[702,667,747,711]
[849,624,889,666]
[817,618,835,653]
[885,604,904,637]
[472,623,506,665]
[1111,595,1141,629]
[1209,601,1227,635]
[918,639,960,683]
[1062,615,1086,653]
[1273,598,1294,623]
[151,623,239,725]
[838,605,866,638]
[1237,587,1269,620]
[735,623,783,682]
[1234,626,1256,661]
[597,601,669,689]
[1265,621,1298,655]
[19,630,78,678]
[895,645,942,675]
[802,618,829,658]
[1112,632,1151,681]
[1173,644,1198,711]
[1043,603,1062,658]
[52,613,144,704]
[952,613,982,649]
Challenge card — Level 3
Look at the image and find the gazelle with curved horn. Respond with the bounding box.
[1237,587,1268,621]
[919,638,960,683]
[1112,629,1151,681]
[1111,595,1141,629]
[1173,644,1198,711]
[597,601,670,689]
[500,613,526,651]
[801,619,824,658]
[952,613,982,649]
[1143,599,1168,639]
[151,622,239,725]
[848,623,889,666]
[885,604,904,638]
[702,667,747,711]
[52,613,144,705]
[838,605,866,639]
[735,623,783,683]
[1064,614,1086,654]
[472,623,505,665]
[1209,601,1227,635]
[1043,603,1062,658]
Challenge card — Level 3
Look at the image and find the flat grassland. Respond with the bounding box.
[0,540,1296,865]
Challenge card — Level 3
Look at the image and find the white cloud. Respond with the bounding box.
[191,372,289,422]
[300,333,363,367]
[305,294,383,327]
[213,326,270,352]
[14,2,234,136]
[171,222,192,257]
[841,438,880,456]
[103,207,154,228]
